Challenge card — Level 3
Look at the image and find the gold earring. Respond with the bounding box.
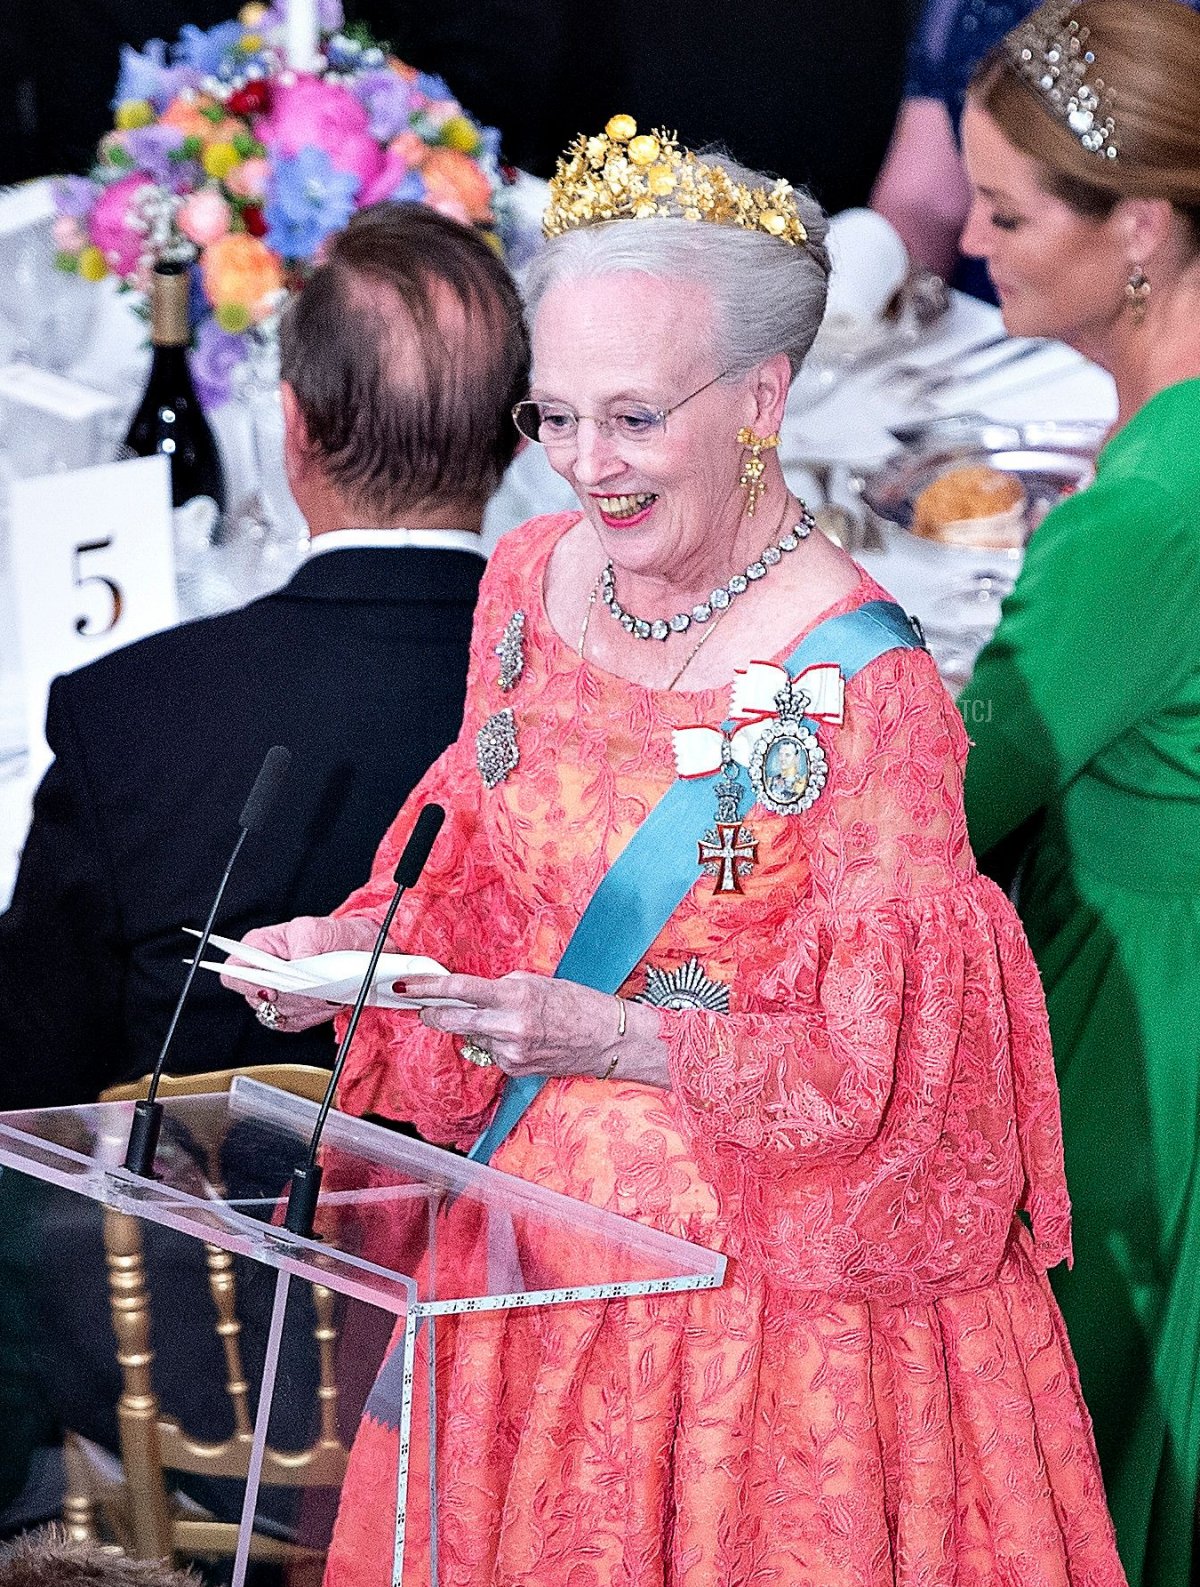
[737,427,780,517]
[1127,266,1150,324]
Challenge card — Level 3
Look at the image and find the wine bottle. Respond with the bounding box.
[124,263,226,527]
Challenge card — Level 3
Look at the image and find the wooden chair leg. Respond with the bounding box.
[60,1432,100,1545]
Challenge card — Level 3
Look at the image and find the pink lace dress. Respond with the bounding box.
[326,513,1125,1586]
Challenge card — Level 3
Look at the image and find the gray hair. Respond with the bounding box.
[522,151,831,382]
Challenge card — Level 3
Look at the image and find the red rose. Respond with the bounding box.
[228,80,272,117]
[240,203,268,238]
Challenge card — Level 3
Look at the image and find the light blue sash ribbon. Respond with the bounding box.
[469,599,923,1164]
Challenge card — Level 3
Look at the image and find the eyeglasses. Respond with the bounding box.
[511,369,732,448]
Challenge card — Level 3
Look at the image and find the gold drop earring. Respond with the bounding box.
[737,427,780,517]
[1126,266,1150,324]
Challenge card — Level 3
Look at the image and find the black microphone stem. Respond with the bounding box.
[283,800,446,1238]
[124,828,250,1176]
[123,743,292,1178]
[283,880,408,1238]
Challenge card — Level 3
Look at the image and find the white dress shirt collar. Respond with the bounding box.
[307,527,487,559]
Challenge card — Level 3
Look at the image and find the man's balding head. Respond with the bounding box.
[280,203,530,527]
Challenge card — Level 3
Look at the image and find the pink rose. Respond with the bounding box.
[421,99,458,130]
[257,75,384,188]
[177,188,232,247]
[225,156,269,200]
[88,173,154,278]
[52,215,85,251]
[422,147,494,223]
[358,144,412,207]
[390,130,430,169]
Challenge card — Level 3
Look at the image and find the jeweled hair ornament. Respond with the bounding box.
[543,114,811,248]
[1005,2,1119,159]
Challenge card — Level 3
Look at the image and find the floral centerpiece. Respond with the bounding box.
[51,2,516,406]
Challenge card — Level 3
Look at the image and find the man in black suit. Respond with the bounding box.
[0,201,529,1509]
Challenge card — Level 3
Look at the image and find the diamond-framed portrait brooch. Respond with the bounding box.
[746,679,828,816]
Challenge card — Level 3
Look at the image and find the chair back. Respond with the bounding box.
[65,1065,347,1569]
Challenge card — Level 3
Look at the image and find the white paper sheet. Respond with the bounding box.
[192,930,472,1009]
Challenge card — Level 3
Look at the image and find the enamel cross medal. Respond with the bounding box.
[697,737,758,894]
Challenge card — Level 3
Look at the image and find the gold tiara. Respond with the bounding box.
[1006,2,1119,159]
[542,114,810,247]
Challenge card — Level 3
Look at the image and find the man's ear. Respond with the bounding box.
[280,381,309,480]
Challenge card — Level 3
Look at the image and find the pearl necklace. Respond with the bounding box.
[600,509,814,641]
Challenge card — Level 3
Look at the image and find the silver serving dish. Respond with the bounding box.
[864,418,1107,546]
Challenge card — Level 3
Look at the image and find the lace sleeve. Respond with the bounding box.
[662,648,1070,1278]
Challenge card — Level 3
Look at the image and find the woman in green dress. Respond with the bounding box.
[956,3,1200,1582]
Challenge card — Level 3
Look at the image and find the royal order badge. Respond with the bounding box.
[746,676,828,816]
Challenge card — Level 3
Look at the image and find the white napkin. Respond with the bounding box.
[823,209,910,327]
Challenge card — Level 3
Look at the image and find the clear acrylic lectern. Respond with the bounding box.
[0,1078,725,1586]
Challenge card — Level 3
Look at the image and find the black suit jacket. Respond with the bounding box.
[0,546,483,1108]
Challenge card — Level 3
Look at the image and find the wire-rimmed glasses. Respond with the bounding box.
[512,368,733,447]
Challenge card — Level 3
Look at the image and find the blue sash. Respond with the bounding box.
[469,599,923,1164]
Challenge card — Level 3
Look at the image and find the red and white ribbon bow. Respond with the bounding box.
[672,662,844,779]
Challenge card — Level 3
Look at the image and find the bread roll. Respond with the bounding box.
[912,464,1028,548]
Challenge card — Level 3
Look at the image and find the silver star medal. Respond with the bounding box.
[636,956,730,1012]
[495,609,526,692]
[747,678,828,816]
[697,736,758,895]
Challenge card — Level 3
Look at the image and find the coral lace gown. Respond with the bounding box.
[325,513,1125,1586]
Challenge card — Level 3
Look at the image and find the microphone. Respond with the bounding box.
[283,801,445,1237]
[123,745,293,1177]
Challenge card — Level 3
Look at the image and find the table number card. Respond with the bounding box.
[9,454,178,782]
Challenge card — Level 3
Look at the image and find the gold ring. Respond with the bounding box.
[460,1041,496,1068]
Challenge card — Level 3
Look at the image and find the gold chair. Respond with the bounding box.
[62,1066,348,1577]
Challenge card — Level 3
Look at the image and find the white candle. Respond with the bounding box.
[285,0,319,70]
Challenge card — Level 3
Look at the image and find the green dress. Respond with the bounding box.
[959,377,1200,1587]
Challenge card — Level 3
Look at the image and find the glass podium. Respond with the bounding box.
[0,1077,725,1586]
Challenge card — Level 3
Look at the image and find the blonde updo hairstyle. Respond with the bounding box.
[522,151,832,384]
[969,0,1200,252]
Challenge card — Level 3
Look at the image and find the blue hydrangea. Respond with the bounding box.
[264,147,360,261]
[53,175,101,220]
[352,69,418,141]
[173,20,245,76]
[387,171,428,204]
[191,316,245,410]
[113,39,172,108]
[125,125,186,185]
[414,71,454,104]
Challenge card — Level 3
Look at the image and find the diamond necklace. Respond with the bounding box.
[600,507,814,641]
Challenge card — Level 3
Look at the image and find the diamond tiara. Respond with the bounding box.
[543,114,811,248]
[1005,2,1119,159]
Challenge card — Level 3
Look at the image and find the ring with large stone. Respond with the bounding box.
[255,999,280,1030]
[460,1040,496,1068]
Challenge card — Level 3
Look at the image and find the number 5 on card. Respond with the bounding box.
[9,454,178,782]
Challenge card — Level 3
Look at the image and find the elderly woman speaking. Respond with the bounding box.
[235,120,1125,1585]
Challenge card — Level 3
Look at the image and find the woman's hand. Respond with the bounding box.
[403,970,671,1088]
[222,914,380,1033]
